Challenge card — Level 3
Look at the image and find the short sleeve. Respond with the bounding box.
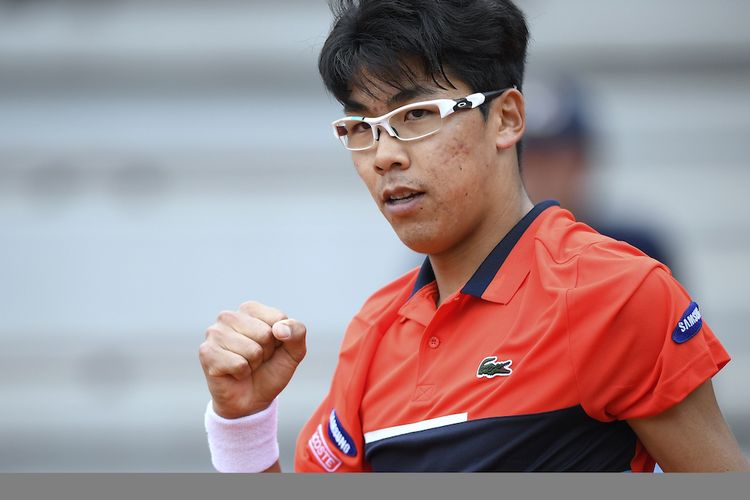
[293,318,373,473]
[566,246,730,422]
[294,394,349,472]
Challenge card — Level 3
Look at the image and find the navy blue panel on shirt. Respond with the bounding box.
[365,406,636,472]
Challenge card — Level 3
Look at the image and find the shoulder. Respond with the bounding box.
[527,208,684,326]
[575,239,667,292]
[536,208,653,265]
[533,207,668,292]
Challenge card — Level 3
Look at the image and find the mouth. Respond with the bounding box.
[382,188,426,206]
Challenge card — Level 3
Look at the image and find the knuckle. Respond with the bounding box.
[231,359,250,375]
[239,300,261,312]
[217,310,235,323]
[247,343,264,364]
[204,325,223,340]
[198,341,212,360]
[274,310,289,322]
[239,300,287,323]
[290,319,307,336]
[243,320,271,342]
[257,322,273,338]
[199,344,222,374]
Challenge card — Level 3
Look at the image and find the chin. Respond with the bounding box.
[393,227,446,255]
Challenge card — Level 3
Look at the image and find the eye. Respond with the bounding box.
[350,121,372,134]
[335,125,348,137]
[405,108,434,120]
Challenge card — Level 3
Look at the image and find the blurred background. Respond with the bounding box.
[1,0,748,471]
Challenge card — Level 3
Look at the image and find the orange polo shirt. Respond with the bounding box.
[294,201,730,472]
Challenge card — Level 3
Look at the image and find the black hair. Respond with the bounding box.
[318,0,530,115]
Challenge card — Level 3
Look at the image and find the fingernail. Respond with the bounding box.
[275,322,291,339]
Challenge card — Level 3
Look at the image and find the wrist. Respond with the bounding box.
[212,401,272,420]
[204,398,279,473]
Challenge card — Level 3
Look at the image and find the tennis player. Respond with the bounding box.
[199,0,749,472]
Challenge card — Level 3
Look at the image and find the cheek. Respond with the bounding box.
[439,129,488,172]
[428,138,486,195]
[446,140,473,166]
[353,159,380,198]
[427,135,470,166]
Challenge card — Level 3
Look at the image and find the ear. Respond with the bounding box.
[490,88,525,150]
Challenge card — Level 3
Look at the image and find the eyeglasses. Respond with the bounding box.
[331,88,514,151]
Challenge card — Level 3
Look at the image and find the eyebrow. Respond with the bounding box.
[343,87,439,115]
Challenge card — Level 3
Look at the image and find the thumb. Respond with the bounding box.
[271,318,307,363]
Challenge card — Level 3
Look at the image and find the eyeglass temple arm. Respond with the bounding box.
[451,86,518,112]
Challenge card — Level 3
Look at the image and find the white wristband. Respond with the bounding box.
[204,399,280,473]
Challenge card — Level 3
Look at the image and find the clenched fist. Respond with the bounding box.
[198,301,307,419]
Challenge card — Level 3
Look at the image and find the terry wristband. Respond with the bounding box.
[204,399,280,473]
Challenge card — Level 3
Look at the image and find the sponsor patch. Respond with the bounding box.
[308,424,342,472]
[672,301,703,344]
[328,409,357,457]
[476,356,513,378]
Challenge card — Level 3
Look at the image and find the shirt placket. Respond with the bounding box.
[413,294,463,403]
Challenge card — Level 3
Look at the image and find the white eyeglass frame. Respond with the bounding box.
[331,88,514,151]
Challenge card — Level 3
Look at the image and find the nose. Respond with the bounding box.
[372,126,410,175]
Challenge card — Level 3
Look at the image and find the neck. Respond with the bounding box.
[430,191,534,307]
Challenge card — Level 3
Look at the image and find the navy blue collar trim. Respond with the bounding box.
[410,200,560,298]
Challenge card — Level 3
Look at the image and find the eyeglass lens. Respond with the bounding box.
[335,103,443,150]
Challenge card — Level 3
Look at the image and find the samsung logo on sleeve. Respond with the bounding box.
[327,409,357,457]
[672,301,703,344]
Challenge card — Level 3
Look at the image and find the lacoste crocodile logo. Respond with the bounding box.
[476,356,513,378]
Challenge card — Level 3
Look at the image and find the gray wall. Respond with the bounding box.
[1,0,748,471]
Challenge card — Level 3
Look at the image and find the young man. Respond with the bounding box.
[199,0,749,472]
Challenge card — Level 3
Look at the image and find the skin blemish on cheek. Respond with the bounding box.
[454,144,470,158]
[440,139,472,169]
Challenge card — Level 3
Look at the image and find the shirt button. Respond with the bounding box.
[428,336,440,349]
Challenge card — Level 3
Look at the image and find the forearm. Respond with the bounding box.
[628,380,750,472]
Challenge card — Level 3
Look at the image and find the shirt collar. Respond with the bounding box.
[409,200,560,303]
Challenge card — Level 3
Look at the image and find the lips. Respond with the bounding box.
[382,186,425,205]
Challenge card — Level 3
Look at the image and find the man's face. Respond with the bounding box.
[345,74,513,255]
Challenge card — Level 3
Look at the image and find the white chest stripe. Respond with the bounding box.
[364,413,468,444]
